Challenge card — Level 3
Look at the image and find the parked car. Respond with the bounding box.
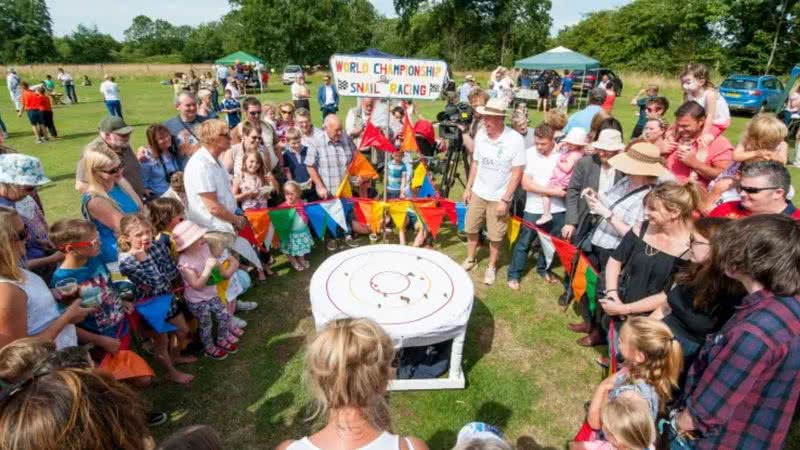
[720,74,785,114]
[282,65,304,85]
[567,68,622,95]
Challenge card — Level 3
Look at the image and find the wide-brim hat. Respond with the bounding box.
[591,129,625,152]
[609,142,668,177]
[562,127,588,146]
[465,74,475,81]
[173,220,208,252]
[476,98,508,117]
[0,154,51,186]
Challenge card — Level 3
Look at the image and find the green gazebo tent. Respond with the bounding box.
[214,51,264,66]
[514,46,599,71]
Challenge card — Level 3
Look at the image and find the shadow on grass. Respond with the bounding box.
[463,296,493,376]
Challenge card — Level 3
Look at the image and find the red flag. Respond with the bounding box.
[358,121,396,153]
[416,206,446,238]
[551,235,577,274]
[440,199,457,224]
[400,113,419,152]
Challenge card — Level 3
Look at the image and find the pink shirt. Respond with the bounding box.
[666,135,733,187]
[177,244,218,303]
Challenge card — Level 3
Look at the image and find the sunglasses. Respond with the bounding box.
[280,110,292,114]
[248,111,261,116]
[646,107,663,113]
[101,163,124,175]
[689,234,709,247]
[738,185,780,194]
[218,132,231,138]
[12,228,28,242]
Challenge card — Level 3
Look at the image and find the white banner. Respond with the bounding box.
[329,54,449,100]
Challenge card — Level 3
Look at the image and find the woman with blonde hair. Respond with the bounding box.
[0,208,90,349]
[277,318,429,450]
[197,88,218,119]
[81,145,142,268]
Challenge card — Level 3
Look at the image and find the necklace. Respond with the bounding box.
[644,242,659,257]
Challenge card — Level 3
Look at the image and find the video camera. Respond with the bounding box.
[436,102,474,140]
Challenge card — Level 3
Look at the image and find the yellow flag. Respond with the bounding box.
[335,176,352,198]
[507,217,521,249]
[372,201,387,233]
[411,163,427,189]
[388,201,410,230]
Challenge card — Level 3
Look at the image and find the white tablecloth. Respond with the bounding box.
[310,244,474,347]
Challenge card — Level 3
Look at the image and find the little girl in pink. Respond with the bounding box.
[537,128,587,225]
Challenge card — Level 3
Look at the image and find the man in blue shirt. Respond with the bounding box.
[563,87,606,135]
[459,75,476,104]
[561,71,573,105]
[317,74,340,120]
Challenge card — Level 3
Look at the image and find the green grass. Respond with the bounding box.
[1,72,797,450]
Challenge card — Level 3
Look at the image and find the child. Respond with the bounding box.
[702,114,788,213]
[584,317,682,443]
[117,214,195,384]
[680,63,730,145]
[233,148,275,210]
[630,85,659,139]
[161,171,187,207]
[544,110,567,141]
[147,197,185,257]
[386,150,409,199]
[282,127,316,201]
[537,127,587,225]
[49,219,154,387]
[173,220,241,360]
[203,232,251,329]
[452,422,513,450]
[599,393,656,450]
[279,181,313,271]
[389,106,405,148]
[37,86,57,138]
[221,88,241,129]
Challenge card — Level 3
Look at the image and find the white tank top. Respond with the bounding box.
[286,432,415,450]
[687,89,730,126]
[0,270,77,349]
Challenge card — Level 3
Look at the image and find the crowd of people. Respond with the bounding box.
[0,60,798,450]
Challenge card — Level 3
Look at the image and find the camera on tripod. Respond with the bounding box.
[433,102,474,198]
[436,102,474,141]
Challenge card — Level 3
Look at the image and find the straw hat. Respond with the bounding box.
[591,129,625,152]
[562,127,588,146]
[173,220,208,252]
[476,98,508,117]
[609,142,668,177]
[465,74,475,82]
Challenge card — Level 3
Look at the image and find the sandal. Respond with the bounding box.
[291,260,305,272]
[217,341,238,354]
[204,347,228,360]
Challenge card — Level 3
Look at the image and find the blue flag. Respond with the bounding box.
[304,203,328,239]
[135,294,177,333]
[418,175,436,198]
[456,202,467,231]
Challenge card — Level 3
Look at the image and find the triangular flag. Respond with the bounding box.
[507,217,522,248]
[416,206,446,238]
[238,224,262,250]
[400,113,419,152]
[244,209,271,244]
[418,175,436,198]
[348,151,379,180]
[571,255,589,303]
[440,200,457,224]
[134,294,177,333]
[585,266,599,315]
[388,201,410,230]
[357,200,384,233]
[534,228,555,268]
[335,176,352,198]
[320,199,348,235]
[304,203,328,239]
[268,208,298,242]
[359,121,397,153]
[232,236,263,270]
[552,236,577,274]
[456,202,467,231]
[411,162,427,188]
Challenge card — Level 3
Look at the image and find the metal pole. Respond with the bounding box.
[381,97,390,242]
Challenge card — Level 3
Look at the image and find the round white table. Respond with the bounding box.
[310,244,474,390]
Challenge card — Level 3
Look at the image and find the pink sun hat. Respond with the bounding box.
[172,220,208,252]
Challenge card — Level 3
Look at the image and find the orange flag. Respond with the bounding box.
[400,113,419,152]
[348,151,379,180]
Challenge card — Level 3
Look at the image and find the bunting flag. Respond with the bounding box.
[411,163,427,188]
[238,224,262,250]
[400,113,419,152]
[507,216,522,248]
[268,208,299,242]
[440,199,457,224]
[335,176,352,198]
[243,209,279,250]
[388,201,410,230]
[358,121,397,153]
[348,151,379,180]
[533,228,556,268]
[456,202,467,231]
[416,206,446,238]
[304,203,329,239]
[571,254,599,315]
[417,175,436,198]
[134,294,177,333]
[321,199,349,235]
[552,237,577,275]
[356,200,384,233]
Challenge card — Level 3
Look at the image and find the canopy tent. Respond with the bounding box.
[514,46,599,71]
[214,51,264,66]
[354,48,399,58]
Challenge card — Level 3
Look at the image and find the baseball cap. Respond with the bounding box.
[98,116,133,135]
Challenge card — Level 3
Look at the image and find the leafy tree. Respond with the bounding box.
[123,15,187,57]
[0,0,56,63]
[181,22,225,63]
[58,25,121,63]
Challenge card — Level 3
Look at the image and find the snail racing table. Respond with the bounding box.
[310,244,475,390]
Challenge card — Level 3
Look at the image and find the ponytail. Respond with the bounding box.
[622,317,683,405]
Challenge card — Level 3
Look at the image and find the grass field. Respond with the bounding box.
[1,70,797,449]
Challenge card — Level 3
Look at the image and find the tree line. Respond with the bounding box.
[1,0,798,76]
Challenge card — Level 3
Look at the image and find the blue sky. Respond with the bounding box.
[49,0,632,39]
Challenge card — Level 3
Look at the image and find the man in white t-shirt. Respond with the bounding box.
[100,75,123,119]
[506,124,567,289]
[57,68,78,104]
[462,98,526,285]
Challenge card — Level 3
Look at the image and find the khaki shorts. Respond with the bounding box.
[464,195,508,242]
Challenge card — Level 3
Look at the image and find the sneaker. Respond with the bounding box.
[236,300,258,312]
[230,327,244,338]
[344,236,359,248]
[231,316,247,328]
[483,266,497,285]
[204,347,228,360]
[326,239,338,251]
[218,342,238,354]
[461,258,477,271]
[147,411,168,427]
[369,233,379,243]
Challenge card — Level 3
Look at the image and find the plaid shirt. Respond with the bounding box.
[681,290,800,449]
[591,178,651,250]
[119,238,180,299]
[305,133,354,192]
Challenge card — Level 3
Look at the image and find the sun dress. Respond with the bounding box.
[279,200,313,257]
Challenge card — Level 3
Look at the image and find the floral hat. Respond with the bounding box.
[173,220,208,252]
[0,154,51,186]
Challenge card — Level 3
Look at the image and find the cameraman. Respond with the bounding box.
[460,88,490,155]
